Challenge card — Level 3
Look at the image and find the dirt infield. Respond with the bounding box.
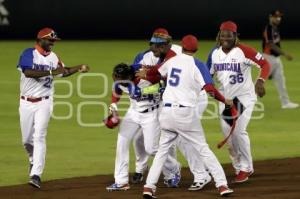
[1,158,299,199]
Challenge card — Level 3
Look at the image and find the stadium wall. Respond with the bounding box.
[0,0,299,39]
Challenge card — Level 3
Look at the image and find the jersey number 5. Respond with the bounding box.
[168,68,182,87]
[229,73,244,84]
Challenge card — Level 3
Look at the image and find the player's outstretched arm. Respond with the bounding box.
[62,64,89,77]
[203,84,233,106]
[23,66,66,78]
[269,43,293,60]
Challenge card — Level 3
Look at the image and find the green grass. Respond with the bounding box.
[0,40,299,186]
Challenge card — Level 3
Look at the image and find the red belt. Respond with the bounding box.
[21,96,49,103]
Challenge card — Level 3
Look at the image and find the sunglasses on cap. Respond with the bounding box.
[41,31,60,40]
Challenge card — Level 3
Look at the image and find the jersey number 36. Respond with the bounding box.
[229,73,244,84]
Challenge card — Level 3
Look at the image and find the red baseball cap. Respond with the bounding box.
[37,27,61,40]
[150,28,172,43]
[220,21,237,33]
[181,35,198,52]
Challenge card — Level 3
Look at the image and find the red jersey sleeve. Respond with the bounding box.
[145,49,178,77]
[238,43,271,80]
[203,84,225,103]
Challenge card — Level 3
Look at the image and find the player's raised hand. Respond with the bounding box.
[79,64,90,73]
[255,79,266,97]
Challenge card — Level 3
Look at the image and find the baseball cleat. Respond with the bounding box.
[131,172,143,184]
[106,183,130,191]
[28,175,41,189]
[282,102,299,109]
[234,170,253,183]
[218,185,234,196]
[188,175,212,191]
[164,172,181,188]
[143,187,157,199]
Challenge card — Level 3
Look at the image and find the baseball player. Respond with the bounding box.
[143,35,234,199]
[105,63,181,191]
[131,28,182,187]
[262,10,299,109]
[135,28,212,190]
[207,21,271,183]
[131,50,181,187]
[17,27,89,189]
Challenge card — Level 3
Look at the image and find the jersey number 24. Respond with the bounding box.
[43,77,53,88]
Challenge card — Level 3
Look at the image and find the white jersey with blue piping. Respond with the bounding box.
[207,44,264,99]
[159,53,213,107]
[17,48,63,98]
[114,50,161,112]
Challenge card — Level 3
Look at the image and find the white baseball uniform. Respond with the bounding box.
[112,63,180,185]
[134,45,210,183]
[207,43,267,173]
[145,53,229,192]
[17,46,62,177]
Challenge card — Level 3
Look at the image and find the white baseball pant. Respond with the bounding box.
[19,97,53,177]
[145,105,228,190]
[219,95,256,174]
[114,107,180,184]
[263,53,291,106]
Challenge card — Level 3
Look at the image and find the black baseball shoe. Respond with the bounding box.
[29,175,41,189]
[131,172,143,184]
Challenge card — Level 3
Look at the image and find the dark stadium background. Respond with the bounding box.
[1,0,299,40]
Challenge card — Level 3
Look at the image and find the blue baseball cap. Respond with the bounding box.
[150,28,171,43]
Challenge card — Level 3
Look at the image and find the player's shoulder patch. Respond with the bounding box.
[238,43,265,64]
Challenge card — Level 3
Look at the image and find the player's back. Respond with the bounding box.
[160,54,211,107]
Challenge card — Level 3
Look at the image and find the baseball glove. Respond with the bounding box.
[217,97,244,149]
[103,110,120,129]
[222,97,245,126]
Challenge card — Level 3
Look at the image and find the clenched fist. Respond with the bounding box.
[79,64,90,73]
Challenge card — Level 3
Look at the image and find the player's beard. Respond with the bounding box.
[221,39,235,52]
